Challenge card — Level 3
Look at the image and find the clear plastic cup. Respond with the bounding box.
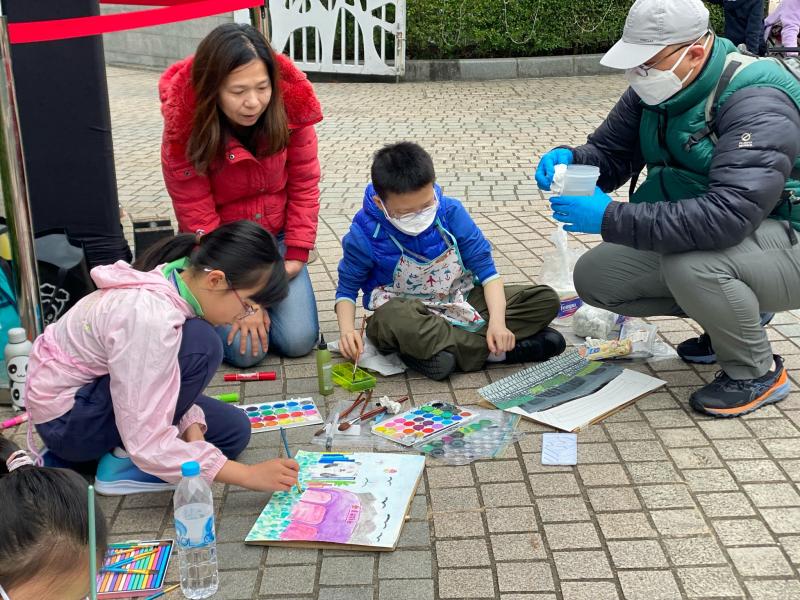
[561,164,600,196]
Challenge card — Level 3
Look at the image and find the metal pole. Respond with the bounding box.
[0,16,41,337]
[250,1,270,42]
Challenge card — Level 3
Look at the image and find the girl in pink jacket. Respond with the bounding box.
[25,220,299,495]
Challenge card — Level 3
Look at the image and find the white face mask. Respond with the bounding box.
[381,198,439,236]
[625,34,710,105]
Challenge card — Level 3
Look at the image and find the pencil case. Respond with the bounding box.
[331,362,376,392]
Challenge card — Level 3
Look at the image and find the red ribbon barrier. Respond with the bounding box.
[8,0,263,44]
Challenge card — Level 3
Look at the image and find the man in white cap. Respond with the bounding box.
[534,0,800,417]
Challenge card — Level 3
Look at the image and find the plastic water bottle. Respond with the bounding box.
[5,327,31,412]
[316,335,333,396]
[173,461,218,599]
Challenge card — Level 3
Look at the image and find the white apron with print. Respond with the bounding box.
[368,222,486,332]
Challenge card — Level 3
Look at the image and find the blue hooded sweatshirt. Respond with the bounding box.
[335,183,498,309]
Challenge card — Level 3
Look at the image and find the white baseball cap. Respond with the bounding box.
[600,0,710,70]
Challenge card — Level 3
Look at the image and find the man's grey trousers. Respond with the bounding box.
[573,219,800,380]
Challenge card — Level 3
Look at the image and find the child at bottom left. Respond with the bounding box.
[0,435,107,600]
[25,220,299,495]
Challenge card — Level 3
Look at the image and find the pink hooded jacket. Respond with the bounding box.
[25,261,227,484]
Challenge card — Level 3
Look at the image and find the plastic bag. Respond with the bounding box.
[618,319,679,362]
[309,398,405,451]
[573,305,622,339]
[540,227,586,327]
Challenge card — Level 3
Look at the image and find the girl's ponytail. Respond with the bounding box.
[133,232,197,272]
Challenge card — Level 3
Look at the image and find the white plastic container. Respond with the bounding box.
[174,461,219,599]
[561,164,600,196]
[5,327,31,411]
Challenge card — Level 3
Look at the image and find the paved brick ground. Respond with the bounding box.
[3,67,800,599]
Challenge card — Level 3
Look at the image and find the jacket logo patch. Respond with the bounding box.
[739,132,753,148]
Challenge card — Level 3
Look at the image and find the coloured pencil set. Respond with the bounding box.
[96,540,174,599]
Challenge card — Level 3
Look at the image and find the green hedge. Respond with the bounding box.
[406,1,724,60]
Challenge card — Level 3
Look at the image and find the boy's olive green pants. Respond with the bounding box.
[365,284,560,372]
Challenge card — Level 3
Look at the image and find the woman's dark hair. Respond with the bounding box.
[133,220,289,308]
[0,436,108,592]
[189,23,290,174]
[371,141,436,201]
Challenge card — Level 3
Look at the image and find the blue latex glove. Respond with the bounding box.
[550,187,612,234]
[535,148,573,191]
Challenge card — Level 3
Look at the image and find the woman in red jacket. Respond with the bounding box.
[160,23,322,365]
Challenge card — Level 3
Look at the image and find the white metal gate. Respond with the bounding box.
[268,0,405,77]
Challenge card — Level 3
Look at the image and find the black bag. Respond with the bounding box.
[35,230,95,325]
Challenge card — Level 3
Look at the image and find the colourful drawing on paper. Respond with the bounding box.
[245,451,425,549]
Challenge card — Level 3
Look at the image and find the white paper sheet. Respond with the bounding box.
[327,338,407,376]
[506,369,665,432]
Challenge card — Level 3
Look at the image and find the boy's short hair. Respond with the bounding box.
[371,142,436,201]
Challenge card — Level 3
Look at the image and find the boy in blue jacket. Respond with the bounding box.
[335,142,565,380]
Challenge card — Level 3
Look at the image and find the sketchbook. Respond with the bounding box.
[245,451,425,551]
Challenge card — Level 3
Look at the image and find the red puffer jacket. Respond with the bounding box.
[159,54,323,262]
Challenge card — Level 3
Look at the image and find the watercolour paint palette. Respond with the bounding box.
[245,451,425,550]
[237,398,323,433]
[96,540,173,599]
[371,402,477,447]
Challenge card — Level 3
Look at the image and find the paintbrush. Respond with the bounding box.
[338,396,409,431]
[279,426,304,494]
[352,315,367,381]
[312,391,367,437]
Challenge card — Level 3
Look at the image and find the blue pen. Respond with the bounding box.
[279,427,303,494]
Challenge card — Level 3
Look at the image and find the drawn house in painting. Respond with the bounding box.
[280,488,379,545]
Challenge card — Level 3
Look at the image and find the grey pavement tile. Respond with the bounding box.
[637,484,696,509]
[728,546,794,576]
[627,461,682,484]
[215,570,258,600]
[319,587,374,600]
[435,539,490,567]
[475,459,524,482]
[490,533,547,561]
[536,496,592,522]
[699,419,752,439]
[265,547,319,565]
[260,565,317,595]
[649,508,709,536]
[606,540,668,568]
[586,487,642,512]
[319,556,374,585]
[615,440,669,462]
[713,518,776,546]
[430,486,480,511]
[480,482,532,506]
[216,542,265,570]
[663,536,727,566]
[485,507,538,533]
[780,535,800,564]
[496,562,555,593]
[643,409,696,429]
[676,566,743,598]
[597,512,657,539]
[577,464,629,486]
[763,437,800,459]
[378,550,432,578]
[617,570,683,600]
[560,581,620,600]
[744,483,800,507]
[746,419,800,438]
[427,465,475,488]
[695,492,757,518]
[397,520,431,548]
[745,580,800,600]
[379,579,434,600]
[409,495,428,520]
[656,427,709,448]
[576,442,619,464]
[760,507,800,534]
[782,458,800,481]
[432,511,486,538]
[438,568,496,599]
[605,421,657,441]
[729,459,787,482]
[528,473,582,496]
[552,550,613,580]
[712,438,768,460]
[683,468,740,492]
[668,446,723,469]
[543,522,601,550]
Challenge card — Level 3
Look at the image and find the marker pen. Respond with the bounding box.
[0,412,28,430]
[223,371,276,382]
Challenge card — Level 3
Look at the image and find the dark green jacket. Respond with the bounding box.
[573,37,800,252]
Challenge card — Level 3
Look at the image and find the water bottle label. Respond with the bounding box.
[175,506,215,548]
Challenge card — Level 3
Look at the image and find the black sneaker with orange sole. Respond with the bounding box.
[689,354,791,418]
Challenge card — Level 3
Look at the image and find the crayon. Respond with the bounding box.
[223,371,276,382]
